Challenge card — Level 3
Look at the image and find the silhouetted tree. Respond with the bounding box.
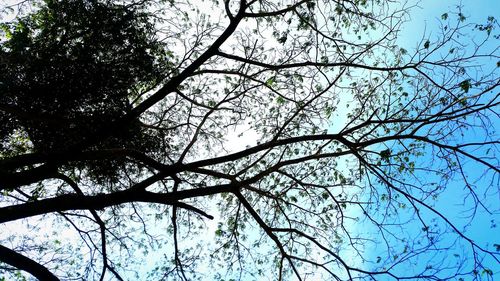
[0,0,498,280]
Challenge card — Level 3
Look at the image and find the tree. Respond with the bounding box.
[0,0,498,280]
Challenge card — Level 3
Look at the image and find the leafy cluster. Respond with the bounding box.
[0,0,167,182]
[0,0,162,154]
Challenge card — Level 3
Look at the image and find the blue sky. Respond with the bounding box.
[327,1,499,279]
[385,0,500,278]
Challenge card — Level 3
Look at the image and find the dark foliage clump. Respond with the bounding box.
[0,0,162,151]
[0,0,164,181]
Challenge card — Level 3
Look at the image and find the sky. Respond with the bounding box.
[327,0,500,279]
[381,0,500,278]
[0,0,498,280]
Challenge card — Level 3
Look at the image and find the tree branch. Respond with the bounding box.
[0,244,59,281]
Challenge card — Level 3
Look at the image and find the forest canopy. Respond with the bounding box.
[0,0,499,280]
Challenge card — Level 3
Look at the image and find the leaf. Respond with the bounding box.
[459,80,471,93]
[276,96,285,105]
[423,40,430,49]
[380,149,391,160]
[482,269,493,276]
[277,35,287,44]
[321,192,329,199]
[458,97,467,107]
[265,76,276,87]
[441,13,448,20]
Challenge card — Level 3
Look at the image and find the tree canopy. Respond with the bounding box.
[0,0,499,280]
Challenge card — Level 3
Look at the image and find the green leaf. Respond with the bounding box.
[0,23,13,39]
[441,13,448,20]
[321,192,329,199]
[459,80,471,93]
[482,268,493,276]
[276,96,285,104]
[380,149,391,160]
[458,97,467,107]
[265,76,276,87]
